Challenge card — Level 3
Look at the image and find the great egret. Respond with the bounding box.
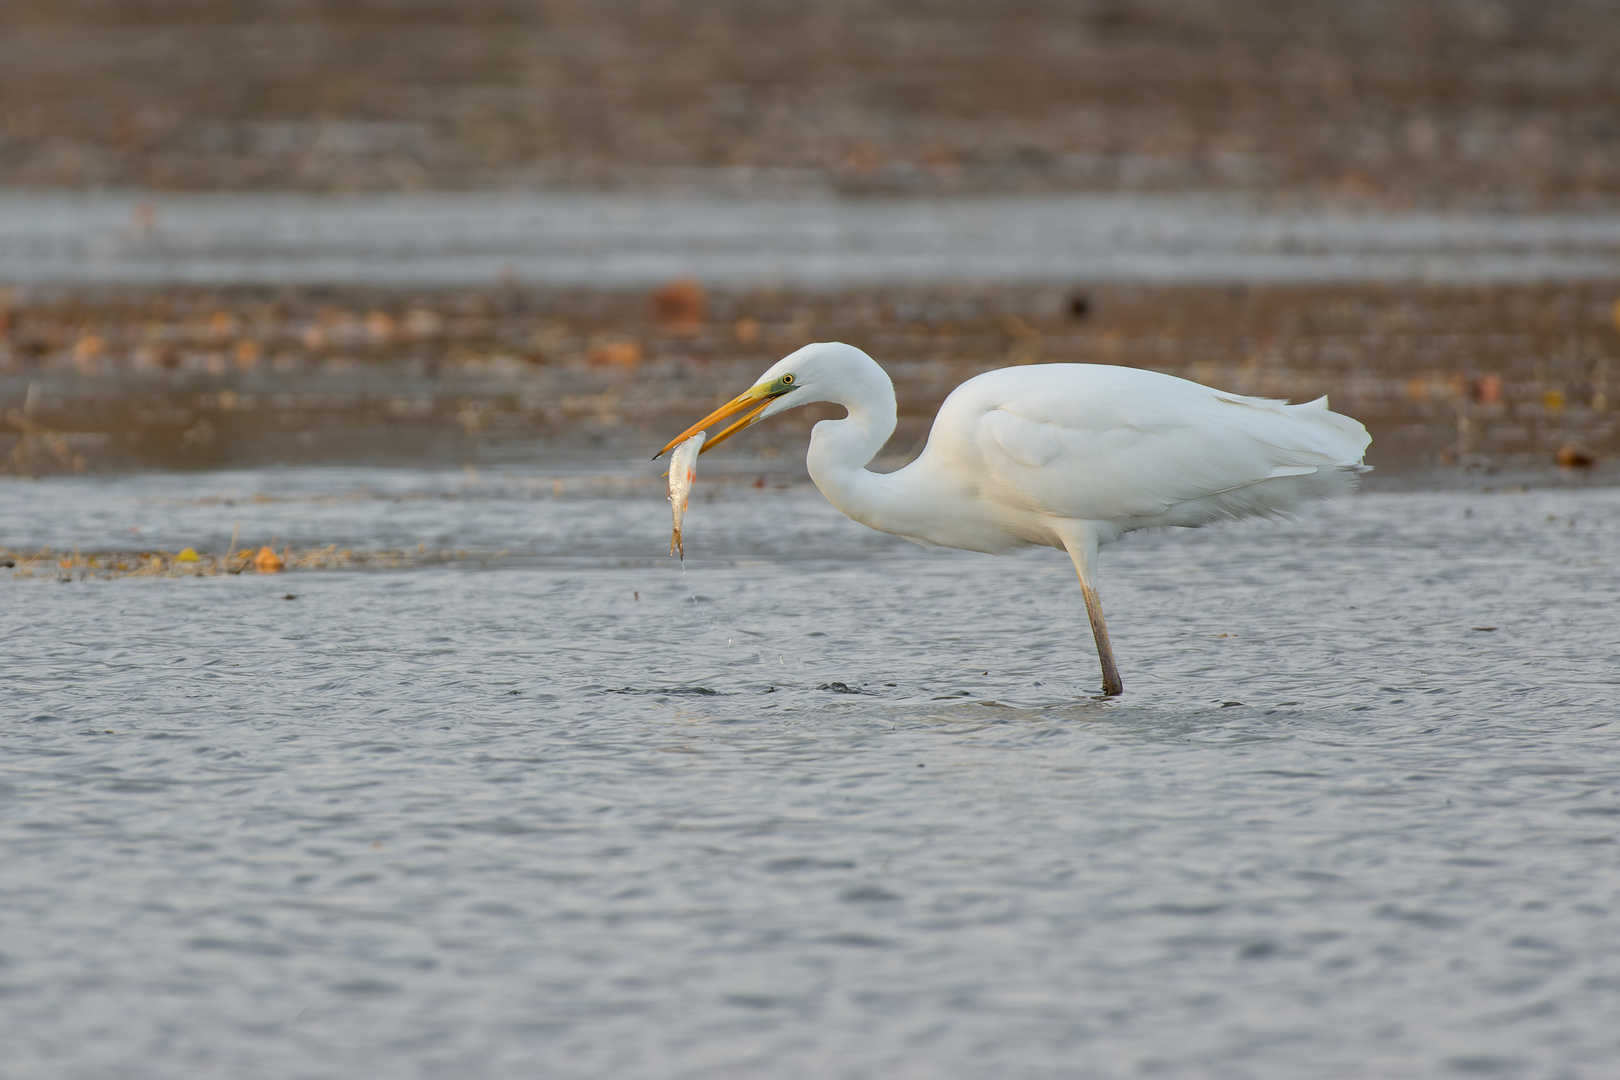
[655,342,1370,696]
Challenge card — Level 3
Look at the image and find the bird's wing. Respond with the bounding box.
[956,367,1366,522]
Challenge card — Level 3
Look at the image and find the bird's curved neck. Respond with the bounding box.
[805,370,901,531]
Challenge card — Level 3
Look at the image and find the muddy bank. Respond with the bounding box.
[3,280,1616,479]
[3,0,1618,207]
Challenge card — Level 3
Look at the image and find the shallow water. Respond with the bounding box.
[6,190,1620,287]
[5,469,1620,1079]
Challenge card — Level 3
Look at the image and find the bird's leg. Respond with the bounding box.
[1078,577,1124,697]
[1060,529,1123,697]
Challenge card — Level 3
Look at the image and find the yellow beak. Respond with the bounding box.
[654,382,785,459]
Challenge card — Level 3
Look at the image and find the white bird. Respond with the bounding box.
[655,342,1370,696]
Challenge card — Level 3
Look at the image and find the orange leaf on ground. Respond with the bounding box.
[651,277,704,336]
[1556,444,1596,468]
[253,546,284,572]
[587,333,644,367]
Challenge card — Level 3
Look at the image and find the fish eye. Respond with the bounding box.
[781,374,794,385]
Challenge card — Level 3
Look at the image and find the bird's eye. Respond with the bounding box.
[781,374,794,385]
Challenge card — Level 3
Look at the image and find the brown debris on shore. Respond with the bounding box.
[2,280,1616,477]
[4,544,505,581]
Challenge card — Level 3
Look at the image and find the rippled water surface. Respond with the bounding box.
[5,469,1620,1079]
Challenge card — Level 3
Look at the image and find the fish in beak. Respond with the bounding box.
[653,375,797,460]
[666,431,704,559]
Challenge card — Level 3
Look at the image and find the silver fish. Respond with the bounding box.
[667,431,705,559]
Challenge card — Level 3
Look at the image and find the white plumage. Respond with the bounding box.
[657,341,1370,696]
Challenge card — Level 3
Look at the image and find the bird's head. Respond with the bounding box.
[653,342,876,459]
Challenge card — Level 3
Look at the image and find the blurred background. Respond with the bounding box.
[2,0,1618,479]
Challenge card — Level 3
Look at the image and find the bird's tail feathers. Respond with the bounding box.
[1215,391,1371,466]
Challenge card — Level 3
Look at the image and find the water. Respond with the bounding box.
[5,190,1620,288]
[5,469,1620,1079]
